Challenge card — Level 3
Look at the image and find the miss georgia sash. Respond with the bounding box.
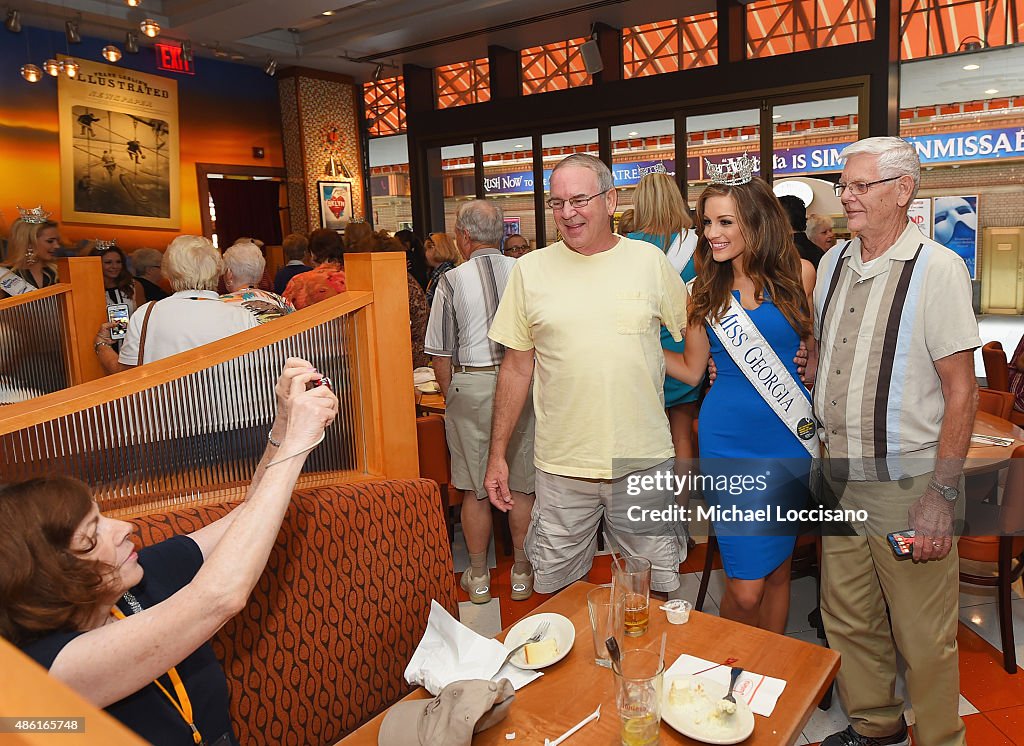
[709,294,820,457]
[0,267,37,297]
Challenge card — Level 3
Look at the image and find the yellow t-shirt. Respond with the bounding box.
[488,236,689,479]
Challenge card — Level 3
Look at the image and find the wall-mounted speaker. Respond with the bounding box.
[580,39,603,75]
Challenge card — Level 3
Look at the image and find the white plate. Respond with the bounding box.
[502,612,575,670]
[661,675,755,745]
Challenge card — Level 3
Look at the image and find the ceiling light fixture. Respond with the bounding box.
[985,88,999,94]
[514,144,524,149]
[125,0,141,5]
[772,114,782,119]
[5,9,21,32]
[263,56,277,76]
[962,63,980,71]
[20,63,42,82]
[65,19,81,44]
[61,58,80,78]
[44,57,60,75]
[627,131,639,137]
[372,63,383,80]
[139,18,160,38]
[124,30,139,53]
[322,9,334,15]
[102,43,121,62]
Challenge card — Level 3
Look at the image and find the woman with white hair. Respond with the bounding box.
[806,213,836,253]
[94,236,259,373]
[220,241,294,324]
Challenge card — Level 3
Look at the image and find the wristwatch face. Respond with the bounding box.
[937,484,958,501]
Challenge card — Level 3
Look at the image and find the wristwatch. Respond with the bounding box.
[94,340,113,353]
[928,479,959,503]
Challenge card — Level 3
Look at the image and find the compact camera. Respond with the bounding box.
[308,375,333,391]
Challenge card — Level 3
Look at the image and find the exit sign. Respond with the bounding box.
[155,43,195,75]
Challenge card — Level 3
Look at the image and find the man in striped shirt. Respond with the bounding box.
[425,200,536,604]
[815,137,979,746]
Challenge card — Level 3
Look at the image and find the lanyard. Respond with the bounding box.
[110,605,204,745]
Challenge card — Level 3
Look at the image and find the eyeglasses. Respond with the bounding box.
[833,176,902,197]
[503,244,528,254]
[546,189,610,211]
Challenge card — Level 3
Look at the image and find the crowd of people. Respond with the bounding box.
[0,136,982,746]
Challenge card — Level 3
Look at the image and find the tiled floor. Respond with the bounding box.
[452,537,1024,745]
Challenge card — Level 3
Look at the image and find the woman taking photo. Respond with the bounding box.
[664,161,816,633]
[0,360,338,746]
[423,232,461,306]
[0,207,61,298]
[627,172,702,469]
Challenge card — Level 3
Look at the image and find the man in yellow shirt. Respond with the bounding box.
[484,154,689,594]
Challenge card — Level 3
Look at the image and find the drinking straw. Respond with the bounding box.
[658,631,667,673]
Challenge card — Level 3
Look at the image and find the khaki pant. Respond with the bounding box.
[820,469,966,746]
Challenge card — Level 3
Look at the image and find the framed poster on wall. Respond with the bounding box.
[933,195,978,278]
[503,217,521,237]
[318,180,354,230]
[58,58,180,228]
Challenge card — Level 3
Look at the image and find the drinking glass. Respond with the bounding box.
[587,584,625,668]
[614,648,664,746]
[613,556,652,637]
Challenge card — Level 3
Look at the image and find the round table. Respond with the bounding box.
[965,410,1024,475]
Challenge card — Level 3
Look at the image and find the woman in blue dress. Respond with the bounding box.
[627,172,702,468]
[664,171,816,633]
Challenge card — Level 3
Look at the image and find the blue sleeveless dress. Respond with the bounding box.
[697,292,811,580]
[627,230,701,407]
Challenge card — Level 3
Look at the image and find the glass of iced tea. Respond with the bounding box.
[614,556,652,637]
[614,648,664,746]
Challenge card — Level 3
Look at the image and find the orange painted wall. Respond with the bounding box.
[1,27,284,251]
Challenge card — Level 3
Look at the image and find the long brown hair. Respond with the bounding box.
[0,477,114,645]
[689,178,810,339]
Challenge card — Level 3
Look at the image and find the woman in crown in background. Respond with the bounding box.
[0,206,62,299]
[663,156,817,633]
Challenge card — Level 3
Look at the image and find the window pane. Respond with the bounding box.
[482,137,537,250]
[441,144,474,235]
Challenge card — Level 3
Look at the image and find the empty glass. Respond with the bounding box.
[587,584,625,668]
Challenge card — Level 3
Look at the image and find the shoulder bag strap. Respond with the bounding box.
[136,301,157,366]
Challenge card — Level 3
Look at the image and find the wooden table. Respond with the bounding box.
[339,581,839,746]
[966,410,1024,475]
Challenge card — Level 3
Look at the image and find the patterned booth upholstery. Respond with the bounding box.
[131,479,458,746]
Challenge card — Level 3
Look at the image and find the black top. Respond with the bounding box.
[21,536,238,746]
[135,276,170,303]
[273,263,312,295]
[793,232,822,269]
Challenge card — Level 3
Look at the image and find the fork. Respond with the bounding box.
[491,621,551,679]
[723,666,744,704]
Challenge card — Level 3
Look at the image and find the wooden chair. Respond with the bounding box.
[981,341,1024,427]
[958,443,1024,674]
[979,388,1015,421]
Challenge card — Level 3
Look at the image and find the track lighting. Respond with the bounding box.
[102,44,122,62]
[139,18,160,38]
[20,62,42,82]
[264,56,277,76]
[65,19,81,44]
[125,31,139,53]
[5,9,21,32]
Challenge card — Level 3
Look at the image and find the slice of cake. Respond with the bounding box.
[523,638,558,665]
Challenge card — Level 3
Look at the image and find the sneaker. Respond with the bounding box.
[821,725,909,746]
[510,564,534,601]
[460,569,491,604]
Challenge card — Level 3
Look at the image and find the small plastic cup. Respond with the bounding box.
[661,599,692,625]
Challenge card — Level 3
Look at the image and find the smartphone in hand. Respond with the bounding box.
[887,529,915,557]
[107,303,130,340]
